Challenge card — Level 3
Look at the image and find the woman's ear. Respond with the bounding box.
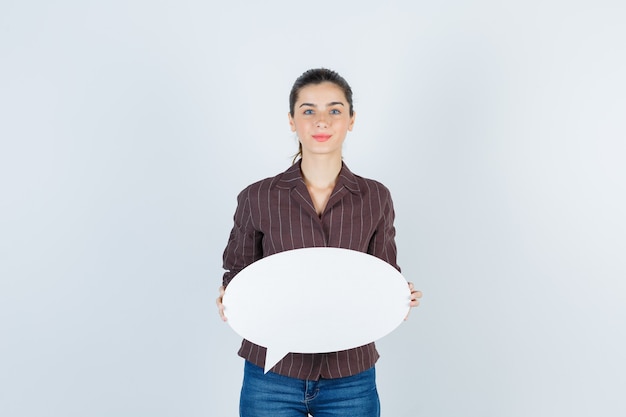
[348,111,356,131]
[288,112,296,132]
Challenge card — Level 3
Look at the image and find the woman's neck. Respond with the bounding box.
[300,155,342,189]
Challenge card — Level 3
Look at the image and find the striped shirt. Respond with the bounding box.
[222,160,400,380]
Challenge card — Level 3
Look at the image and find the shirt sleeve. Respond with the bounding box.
[222,188,264,287]
[367,186,401,272]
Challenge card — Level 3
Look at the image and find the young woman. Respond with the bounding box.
[216,68,422,417]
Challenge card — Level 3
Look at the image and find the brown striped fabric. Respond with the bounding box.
[222,160,400,380]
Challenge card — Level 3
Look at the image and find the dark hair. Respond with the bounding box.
[289,68,354,163]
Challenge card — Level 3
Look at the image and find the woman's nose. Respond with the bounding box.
[316,115,329,127]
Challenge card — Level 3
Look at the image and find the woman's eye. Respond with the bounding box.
[330,109,341,115]
[303,109,314,115]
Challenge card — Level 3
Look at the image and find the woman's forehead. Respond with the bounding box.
[296,82,347,104]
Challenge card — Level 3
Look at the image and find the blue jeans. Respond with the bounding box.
[240,361,380,417]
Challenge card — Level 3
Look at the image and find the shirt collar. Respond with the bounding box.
[276,160,361,194]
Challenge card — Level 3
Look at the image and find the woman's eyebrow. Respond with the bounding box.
[298,102,345,108]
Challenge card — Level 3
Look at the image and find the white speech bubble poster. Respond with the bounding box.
[222,247,411,373]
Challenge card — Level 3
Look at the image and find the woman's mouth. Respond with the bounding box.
[312,134,332,142]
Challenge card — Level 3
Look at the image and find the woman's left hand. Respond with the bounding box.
[405,282,422,320]
[216,286,227,322]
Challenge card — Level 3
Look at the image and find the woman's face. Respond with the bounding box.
[288,82,355,160]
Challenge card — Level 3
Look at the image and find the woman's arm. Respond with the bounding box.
[367,186,400,270]
[368,186,422,318]
[218,188,264,320]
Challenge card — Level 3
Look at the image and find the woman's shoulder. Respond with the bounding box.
[236,164,299,198]
[355,174,391,190]
[343,165,393,197]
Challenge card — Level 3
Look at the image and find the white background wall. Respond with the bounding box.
[1,1,625,416]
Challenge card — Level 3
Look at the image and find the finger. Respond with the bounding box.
[411,290,422,305]
[411,290,423,299]
[409,289,422,308]
[405,284,417,320]
[216,296,226,320]
[218,304,227,322]
[217,286,227,322]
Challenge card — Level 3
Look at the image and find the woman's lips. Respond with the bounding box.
[312,134,331,142]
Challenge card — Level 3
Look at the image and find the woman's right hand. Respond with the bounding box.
[216,286,227,322]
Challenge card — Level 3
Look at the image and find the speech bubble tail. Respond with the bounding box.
[264,348,289,374]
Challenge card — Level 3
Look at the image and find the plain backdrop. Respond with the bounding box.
[1,1,625,416]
